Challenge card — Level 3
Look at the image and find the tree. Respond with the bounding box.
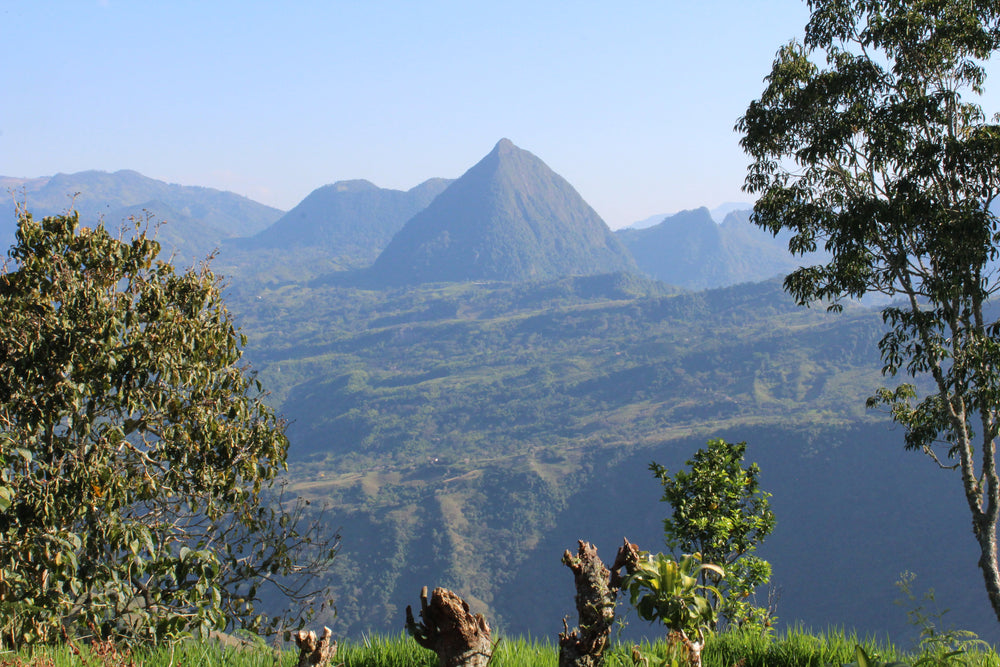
[737,0,1000,622]
[0,208,335,646]
[650,439,775,629]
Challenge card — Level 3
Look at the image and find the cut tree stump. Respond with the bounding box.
[559,538,641,667]
[293,626,337,667]
[405,586,492,667]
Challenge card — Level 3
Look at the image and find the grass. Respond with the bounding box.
[703,627,904,667]
[2,627,997,667]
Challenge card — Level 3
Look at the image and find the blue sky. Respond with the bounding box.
[6,1,818,228]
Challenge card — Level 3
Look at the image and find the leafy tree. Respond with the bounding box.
[737,0,1000,622]
[650,439,775,629]
[0,209,334,646]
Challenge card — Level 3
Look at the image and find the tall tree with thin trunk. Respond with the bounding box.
[738,0,1000,622]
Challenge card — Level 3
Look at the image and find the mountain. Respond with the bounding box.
[367,139,638,285]
[229,178,452,267]
[0,170,283,263]
[626,201,752,230]
[616,207,807,289]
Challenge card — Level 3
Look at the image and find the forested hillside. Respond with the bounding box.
[225,275,996,642]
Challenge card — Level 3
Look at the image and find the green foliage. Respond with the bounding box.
[622,552,723,645]
[0,209,333,647]
[236,277,880,472]
[895,572,998,667]
[843,645,911,667]
[650,439,775,630]
[738,0,1000,622]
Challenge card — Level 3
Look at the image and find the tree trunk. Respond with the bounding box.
[293,626,337,667]
[405,586,492,667]
[558,539,640,667]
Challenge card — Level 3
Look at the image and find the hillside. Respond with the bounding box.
[228,276,996,643]
[367,139,637,285]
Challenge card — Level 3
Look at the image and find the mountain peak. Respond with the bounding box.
[369,141,637,285]
[493,137,517,154]
[331,179,379,193]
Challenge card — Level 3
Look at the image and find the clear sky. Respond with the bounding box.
[4,1,818,228]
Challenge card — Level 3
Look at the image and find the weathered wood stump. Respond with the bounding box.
[559,538,641,667]
[609,537,641,590]
[293,626,337,667]
[666,629,704,667]
[405,586,492,667]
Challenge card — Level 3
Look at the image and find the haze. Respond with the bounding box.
[4,1,816,228]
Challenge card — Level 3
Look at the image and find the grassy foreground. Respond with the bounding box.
[3,627,998,667]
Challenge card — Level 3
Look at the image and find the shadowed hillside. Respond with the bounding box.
[227,275,995,643]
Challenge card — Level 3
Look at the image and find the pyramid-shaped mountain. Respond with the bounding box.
[231,177,452,267]
[368,139,637,285]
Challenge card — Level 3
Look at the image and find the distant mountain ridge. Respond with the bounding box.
[230,177,453,268]
[4,160,821,292]
[625,201,753,229]
[616,206,807,289]
[367,139,637,285]
[0,170,284,263]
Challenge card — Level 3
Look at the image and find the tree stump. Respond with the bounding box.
[666,629,704,667]
[293,626,337,667]
[559,538,641,667]
[405,586,492,667]
[609,537,641,590]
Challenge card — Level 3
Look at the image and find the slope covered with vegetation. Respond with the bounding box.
[225,275,995,642]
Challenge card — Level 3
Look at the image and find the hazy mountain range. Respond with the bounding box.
[628,201,752,229]
[2,142,792,290]
[0,170,282,265]
[366,139,636,285]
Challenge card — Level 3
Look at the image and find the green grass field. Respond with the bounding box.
[5,627,997,667]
